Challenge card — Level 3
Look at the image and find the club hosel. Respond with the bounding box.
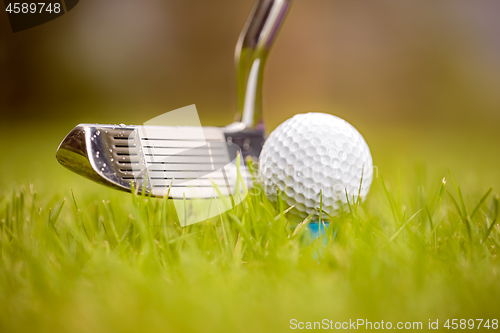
[235,0,292,130]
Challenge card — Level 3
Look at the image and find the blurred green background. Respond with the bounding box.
[1,0,500,190]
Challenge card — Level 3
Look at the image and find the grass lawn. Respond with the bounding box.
[0,121,499,332]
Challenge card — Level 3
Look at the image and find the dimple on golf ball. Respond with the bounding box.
[259,113,373,217]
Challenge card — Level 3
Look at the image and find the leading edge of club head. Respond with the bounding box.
[56,124,262,199]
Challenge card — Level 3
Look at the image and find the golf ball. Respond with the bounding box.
[259,113,373,217]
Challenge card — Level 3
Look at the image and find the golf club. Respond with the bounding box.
[56,0,292,198]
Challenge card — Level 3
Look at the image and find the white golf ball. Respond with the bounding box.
[259,113,373,217]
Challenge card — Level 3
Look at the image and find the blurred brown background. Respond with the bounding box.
[1,0,499,129]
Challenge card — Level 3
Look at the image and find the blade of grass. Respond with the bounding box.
[484,195,499,241]
[470,188,492,219]
[389,208,423,242]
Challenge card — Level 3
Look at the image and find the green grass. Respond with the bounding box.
[1,123,500,332]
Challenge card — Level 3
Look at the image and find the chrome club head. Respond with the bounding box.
[56,0,292,198]
[56,124,253,198]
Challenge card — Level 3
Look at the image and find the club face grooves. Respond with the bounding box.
[56,124,262,198]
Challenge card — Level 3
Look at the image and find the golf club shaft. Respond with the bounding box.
[235,0,292,130]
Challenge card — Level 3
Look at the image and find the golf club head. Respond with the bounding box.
[56,124,260,198]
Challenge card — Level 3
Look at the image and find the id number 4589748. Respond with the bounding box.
[6,3,61,14]
[444,319,498,330]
